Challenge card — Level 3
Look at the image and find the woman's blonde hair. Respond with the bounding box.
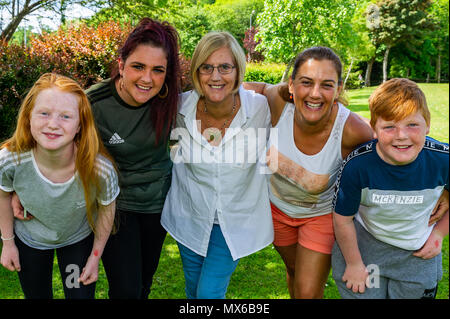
[1,73,114,233]
[368,78,430,129]
[190,31,246,95]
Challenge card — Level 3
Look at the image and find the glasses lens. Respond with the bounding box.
[199,64,234,74]
[218,64,234,74]
[199,64,213,74]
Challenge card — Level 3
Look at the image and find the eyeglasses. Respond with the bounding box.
[198,63,236,74]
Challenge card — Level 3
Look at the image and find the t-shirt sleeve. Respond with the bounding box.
[0,148,15,192]
[95,156,120,206]
[333,160,362,216]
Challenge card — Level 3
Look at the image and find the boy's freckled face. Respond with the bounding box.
[374,111,429,166]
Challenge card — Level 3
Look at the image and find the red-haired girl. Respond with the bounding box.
[0,73,119,299]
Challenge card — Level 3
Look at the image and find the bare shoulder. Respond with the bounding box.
[242,82,287,126]
[265,84,288,126]
[342,112,374,156]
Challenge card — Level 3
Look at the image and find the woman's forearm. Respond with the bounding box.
[0,191,14,240]
[91,201,116,257]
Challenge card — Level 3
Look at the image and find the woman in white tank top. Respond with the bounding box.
[244,46,374,298]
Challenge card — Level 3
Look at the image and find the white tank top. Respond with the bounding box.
[267,102,350,218]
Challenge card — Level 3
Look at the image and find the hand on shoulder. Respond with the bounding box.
[243,82,288,126]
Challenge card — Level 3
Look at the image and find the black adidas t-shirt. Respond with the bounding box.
[86,79,172,213]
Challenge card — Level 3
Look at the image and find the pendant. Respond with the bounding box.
[203,127,222,146]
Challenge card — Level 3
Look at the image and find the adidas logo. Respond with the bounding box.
[109,133,125,144]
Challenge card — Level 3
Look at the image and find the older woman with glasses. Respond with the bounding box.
[161,31,273,299]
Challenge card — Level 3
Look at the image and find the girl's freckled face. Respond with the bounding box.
[30,88,80,154]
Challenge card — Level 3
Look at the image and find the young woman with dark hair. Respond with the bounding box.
[87,18,181,299]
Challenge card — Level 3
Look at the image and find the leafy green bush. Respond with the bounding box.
[244,62,285,84]
[0,41,49,141]
[345,71,365,90]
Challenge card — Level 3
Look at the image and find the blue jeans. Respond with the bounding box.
[177,224,240,299]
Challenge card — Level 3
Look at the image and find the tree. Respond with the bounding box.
[335,0,376,89]
[361,1,380,86]
[89,0,176,25]
[366,0,435,83]
[203,0,264,48]
[88,0,206,57]
[255,0,357,82]
[243,26,264,62]
[0,0,103,42]
[166,5,212,58]
[429,0,449,83]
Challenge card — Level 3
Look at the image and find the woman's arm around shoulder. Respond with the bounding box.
[342,113,374,158]
[0,190,21,272]
[243,82,287,126]
[78,200,115,285]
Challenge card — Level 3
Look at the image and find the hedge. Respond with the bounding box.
[244,62,285,84]
[1,23,285,142]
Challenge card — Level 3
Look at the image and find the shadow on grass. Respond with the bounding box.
[1,234,448,299]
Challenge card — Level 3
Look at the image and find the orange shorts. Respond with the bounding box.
[271,202,335,254]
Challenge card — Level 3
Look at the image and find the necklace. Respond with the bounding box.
[202,94,236,143]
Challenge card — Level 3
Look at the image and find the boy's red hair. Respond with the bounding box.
[369,78,430,129]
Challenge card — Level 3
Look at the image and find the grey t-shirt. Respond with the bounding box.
[0,148,119,249]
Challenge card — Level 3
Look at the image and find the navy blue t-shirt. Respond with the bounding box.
[333,137,449,250]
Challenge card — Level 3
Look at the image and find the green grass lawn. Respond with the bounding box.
[0,83,448,299]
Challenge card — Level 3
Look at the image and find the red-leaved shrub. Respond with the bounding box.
[1,20,192,142]
[30,20,132,88]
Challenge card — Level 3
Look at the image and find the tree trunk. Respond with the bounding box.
[0,0,48,42]
[281,57,295,83]
[1,13,25,41]
[382,45,390,83]
[342,57,354,91]
[60,0,67,25]
[365,56,374,87]
[436,53,441,84]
